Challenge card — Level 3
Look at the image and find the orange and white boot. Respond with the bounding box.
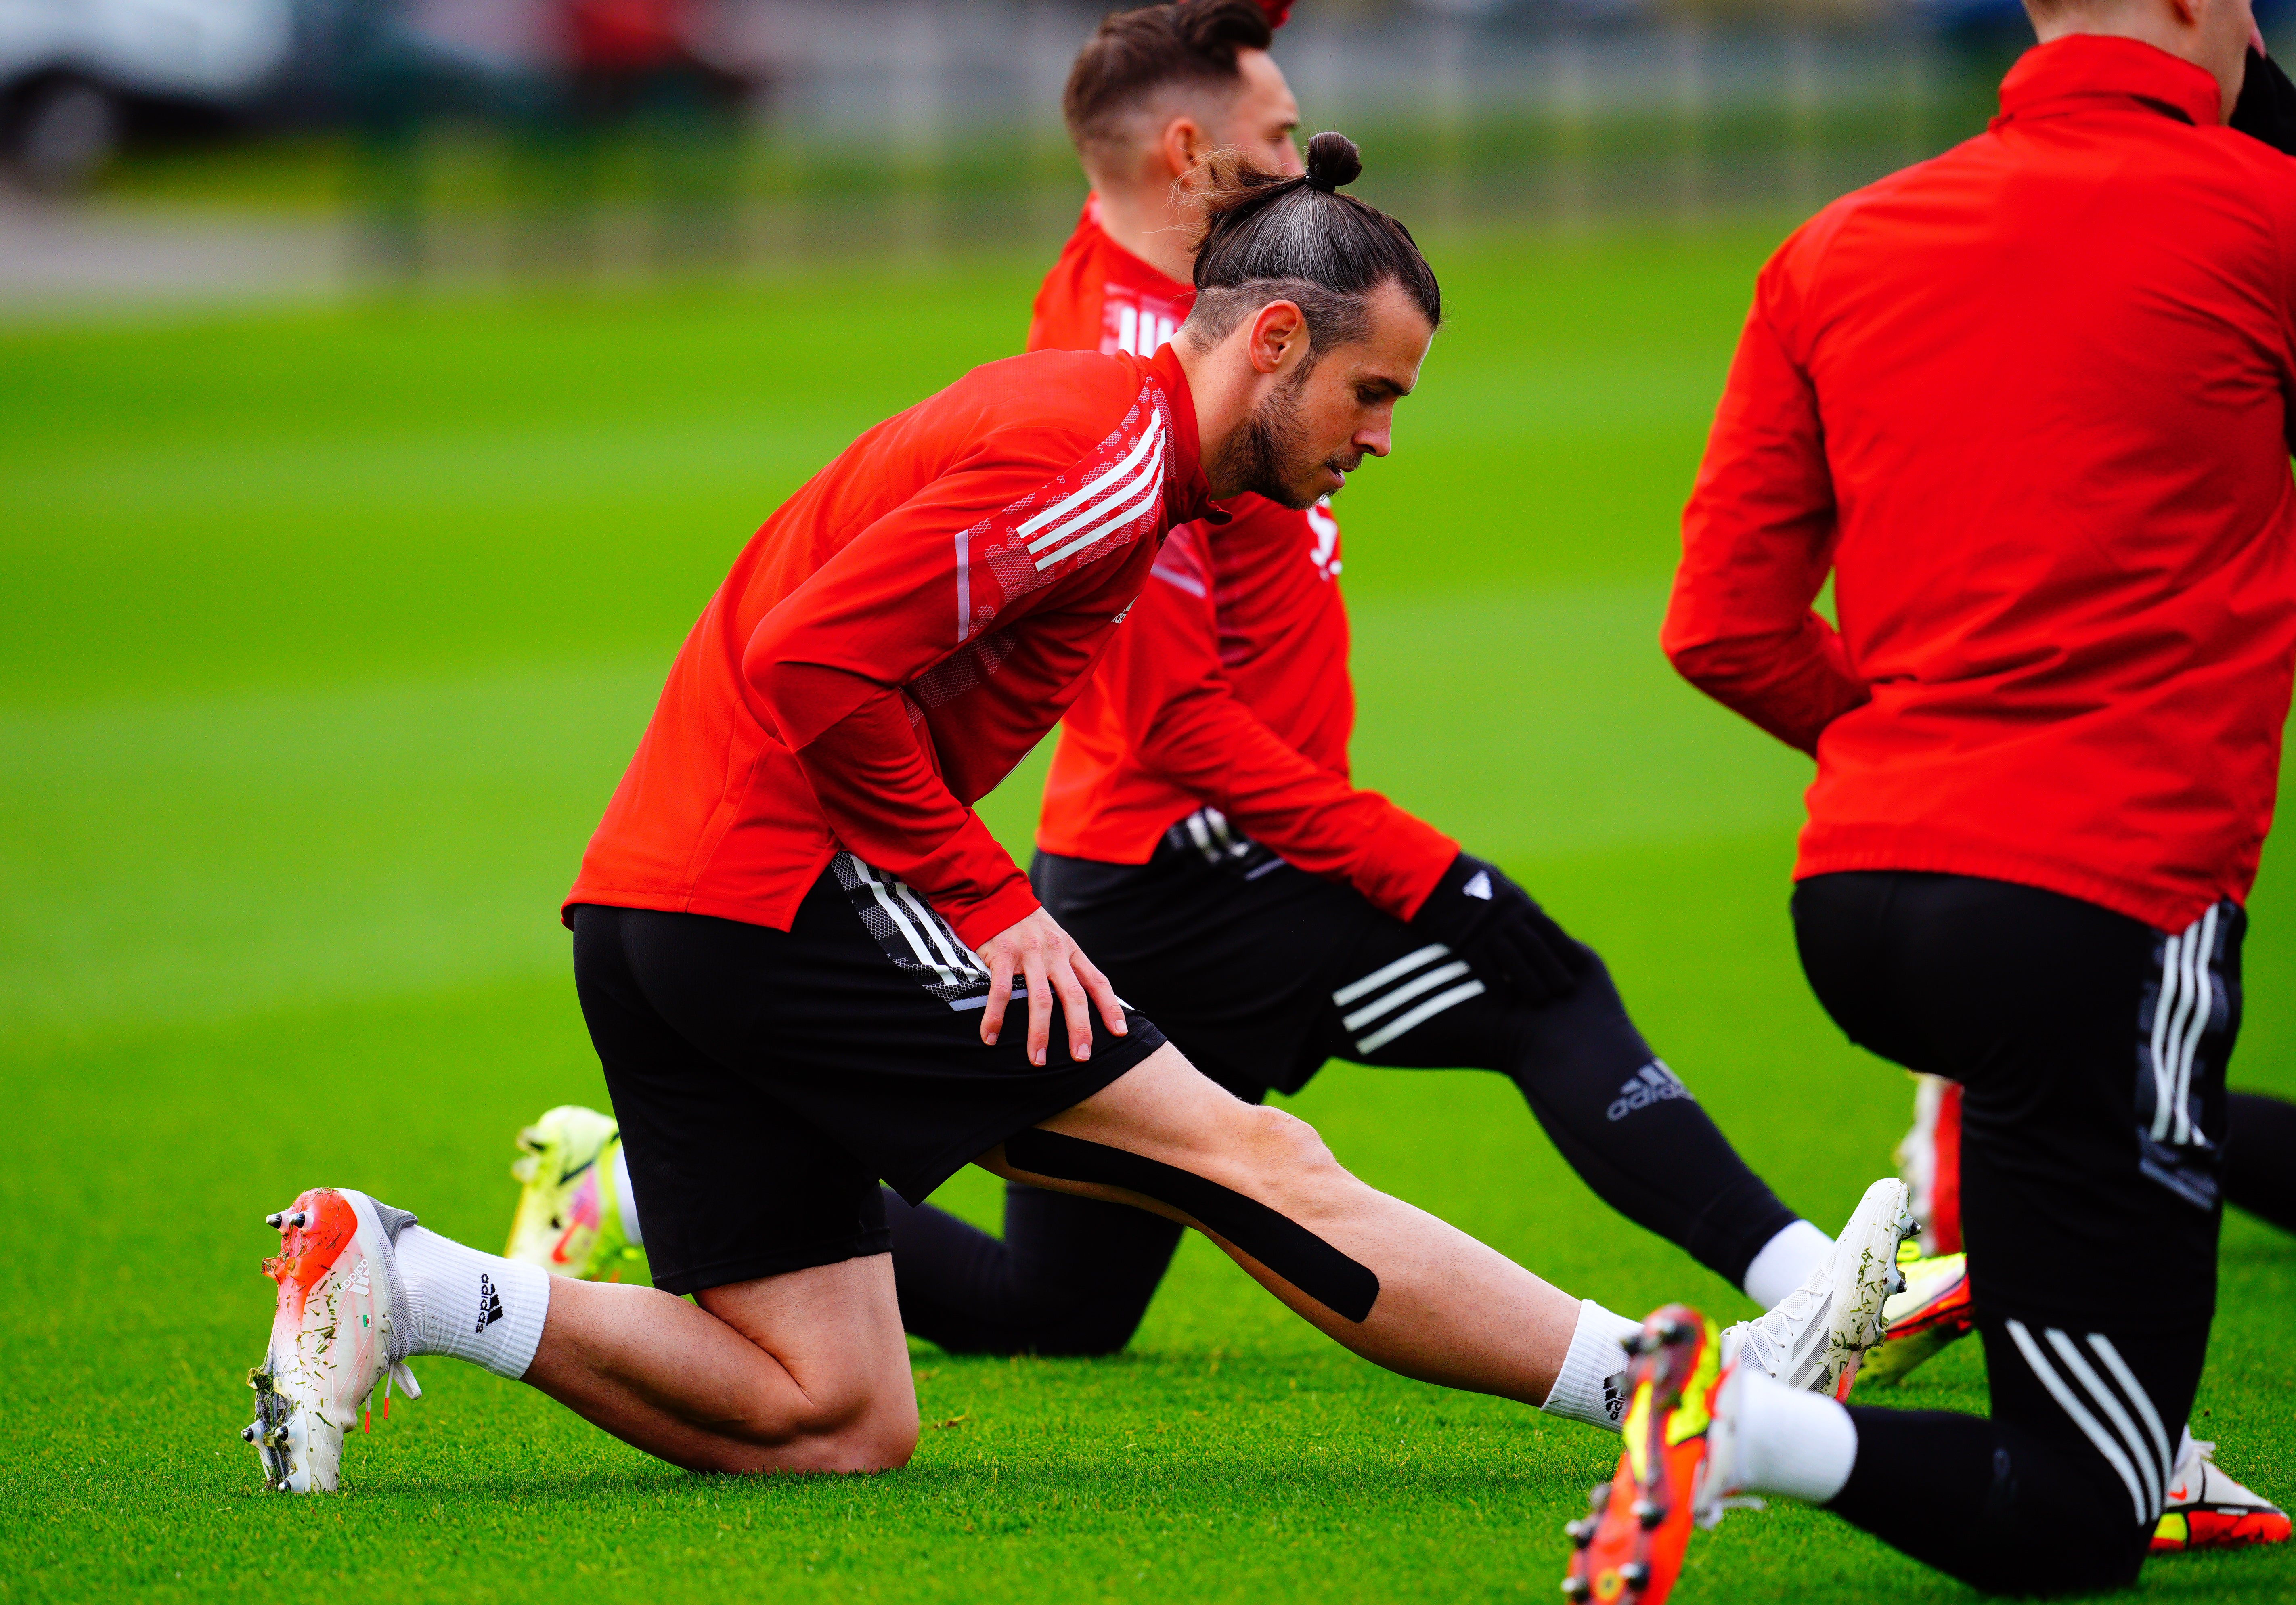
[2152,1435,2291,1553]
[243,1188,421,1493]
[1563,1306,1731,1605]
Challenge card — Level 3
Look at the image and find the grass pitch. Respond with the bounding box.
[4,230,2294,1603]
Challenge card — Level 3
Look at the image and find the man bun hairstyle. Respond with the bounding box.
[1064,1,1275,162]
[1183,131,1441,362]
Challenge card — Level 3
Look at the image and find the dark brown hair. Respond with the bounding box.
[1062,2,1274,159]
[1182,131,1441,358]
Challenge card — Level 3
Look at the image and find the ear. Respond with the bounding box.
[1155,114,1209,184]
[1245,300,1308,375]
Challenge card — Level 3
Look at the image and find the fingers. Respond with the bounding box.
[1076,947,1127,1037]
[981,951,1015,1046]
[1050,949,1095,1064]
[1024,948,1053,1067]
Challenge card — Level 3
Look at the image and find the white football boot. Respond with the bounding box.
[243,1187,421,1493]
[1722,1177,1915,1400]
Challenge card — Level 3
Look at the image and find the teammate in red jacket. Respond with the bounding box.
[1571,6,2296,1599]
[883,0,1867,1368]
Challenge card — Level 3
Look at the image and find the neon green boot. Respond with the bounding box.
[505,1105,641,1281]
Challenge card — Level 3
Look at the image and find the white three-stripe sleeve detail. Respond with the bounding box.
[1333,945,1452,1007]
[1034,469,1163,571]
[1341,960,1474,1033]
[2047,1329,2161,1518]
[2172,904,2218,1146]
[1150,562,1206,597]
[1018,417,1165,541]
[1026,434,1164,554]
[859,867,966,989]
[2149,930,2186,1141]
[2087,1335,2173,1492]
[892,880,983,981]
[2007,1321,2149,1525]
[955,528,971,644]
[1356,981,1487,1054]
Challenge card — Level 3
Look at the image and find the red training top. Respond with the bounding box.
[1028,199,1457,919]
[566,342,1220,948]
[1664,36,2296,933]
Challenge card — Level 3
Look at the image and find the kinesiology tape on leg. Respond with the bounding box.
[1003,1129,1379,1322]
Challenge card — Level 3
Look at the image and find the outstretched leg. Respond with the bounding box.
[987,1041,1588,1403]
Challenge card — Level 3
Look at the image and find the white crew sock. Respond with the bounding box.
[1731,1362,1858,1504]
[1541,1300,1644,1432]
[390,1224,551,1381]
[611,1140,644,1252]
[1742,1219,1832,1308]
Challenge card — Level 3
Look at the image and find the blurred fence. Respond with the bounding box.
[0,2,2089,293]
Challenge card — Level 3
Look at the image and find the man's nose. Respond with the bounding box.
[1356,423,1391,459]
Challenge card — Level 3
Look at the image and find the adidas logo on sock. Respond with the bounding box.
[476,1272,504,1333]
[1601,1369,1628,1426]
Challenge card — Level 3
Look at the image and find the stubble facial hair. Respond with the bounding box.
[1214,362,1318,510]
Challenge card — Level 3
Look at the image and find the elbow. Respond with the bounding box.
[1662,634,1734,699]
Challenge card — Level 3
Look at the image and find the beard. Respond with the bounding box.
[1213,367,1338,511]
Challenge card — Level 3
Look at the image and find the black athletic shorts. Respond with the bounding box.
[570,854,1165,1296]
[1034,807,1653,1102]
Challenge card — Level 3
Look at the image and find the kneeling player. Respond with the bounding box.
[238,138,1907,1496]
[1567,9,2296,1600]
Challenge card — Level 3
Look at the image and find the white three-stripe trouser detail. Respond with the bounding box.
[1331,943,1487,1056]
[2149,903,2220,1147]
[2005,1319,2171,1525]
[853,861,987,992]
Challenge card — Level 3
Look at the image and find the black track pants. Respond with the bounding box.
[1795,872,2235,1596]
[2226,1089,2296,1233]
[887,825,1800,1357]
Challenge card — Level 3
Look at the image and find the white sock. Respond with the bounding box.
[1541,1300,1644,1433]
[1731,1362,1858,1503]
[1741,1219,1832,1308]
[611,1140,644,1252]
[390,1224,551,1381]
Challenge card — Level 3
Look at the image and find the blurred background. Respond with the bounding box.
[13,6,2296,1598]
[8,0,2275,304]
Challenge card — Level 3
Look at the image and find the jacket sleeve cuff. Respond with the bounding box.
[947,877,1045,953]
[1377,818,1464,922]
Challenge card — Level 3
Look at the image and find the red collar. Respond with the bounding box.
[1993,34,2223,132]
[1148,343,1229,527]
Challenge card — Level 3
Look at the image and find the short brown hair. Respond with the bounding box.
[1062,2,1274,162]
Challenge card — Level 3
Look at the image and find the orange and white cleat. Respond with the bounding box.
[1563,1305,1733,1605]
[1856,1249,1975,1389]
[243,1187,420,1493]
[2152,1438,2291,1553]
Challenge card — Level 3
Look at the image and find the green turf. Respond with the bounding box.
[4,230,2293,1603]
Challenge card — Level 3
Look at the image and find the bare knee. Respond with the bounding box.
[698,1381,918,1475]
[1226,1104,1348,1206]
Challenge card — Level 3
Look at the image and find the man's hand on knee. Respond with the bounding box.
[978,907,1128,1065]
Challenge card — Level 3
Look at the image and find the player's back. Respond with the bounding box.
[1732,34,2296,924]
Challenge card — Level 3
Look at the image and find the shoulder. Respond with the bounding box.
[893,350,1163,486]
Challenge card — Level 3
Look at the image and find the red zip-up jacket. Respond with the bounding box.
[566,342,1220,948]
[1029,200,1458,918]
[1665,35,2296,932]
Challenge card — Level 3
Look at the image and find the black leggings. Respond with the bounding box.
[886,836,1801,1357]
[2227,1089,2296,1233]
[1796,872,2234,1596]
